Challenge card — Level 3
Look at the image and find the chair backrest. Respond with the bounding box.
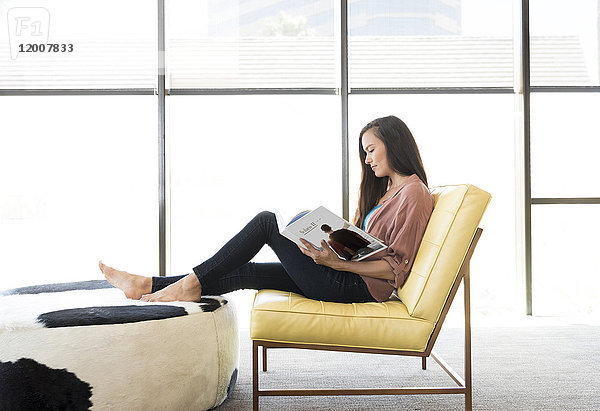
[397,184,491,323]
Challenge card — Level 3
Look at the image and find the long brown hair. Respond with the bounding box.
[353,115,428,229]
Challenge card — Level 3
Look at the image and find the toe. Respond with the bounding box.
[141,293,158,302]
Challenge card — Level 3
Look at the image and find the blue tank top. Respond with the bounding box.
[363,205,382,230]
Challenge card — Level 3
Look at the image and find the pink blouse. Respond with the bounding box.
[360,174,434,302]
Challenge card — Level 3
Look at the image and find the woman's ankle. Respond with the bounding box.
[182,273,202,293]
[140,276,153,295]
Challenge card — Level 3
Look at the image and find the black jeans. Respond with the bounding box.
[151,211,376,303]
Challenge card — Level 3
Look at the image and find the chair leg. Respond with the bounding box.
[464,263,472,411]
[253,341,259,411]
[421,356,427,370]
[262,345,268,372]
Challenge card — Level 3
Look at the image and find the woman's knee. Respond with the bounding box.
[254,211,277,224]
[248,211,278,237]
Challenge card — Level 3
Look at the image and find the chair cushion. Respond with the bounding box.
[397,184,491,322]
[250,289,434,352]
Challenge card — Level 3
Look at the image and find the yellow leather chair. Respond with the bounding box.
[250,184,491,410]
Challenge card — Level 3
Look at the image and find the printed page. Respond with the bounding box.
[280,206,386,261]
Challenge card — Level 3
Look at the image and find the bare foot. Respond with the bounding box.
[140,273,202,302]
[99,261,152,300]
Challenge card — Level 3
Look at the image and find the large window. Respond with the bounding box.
[349,0,514,88]
[0,97,158,290]
[167,0,337,89]
[1,1,598,318]
[528,91,599,314]
[530,93,599,198]
[0,0,156,89]
[532,205,600,315]
[168,95,341,274]
[530,0,599,86]
[528,0,600,315]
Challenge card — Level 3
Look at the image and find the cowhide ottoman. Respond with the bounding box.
[0,280,238,410]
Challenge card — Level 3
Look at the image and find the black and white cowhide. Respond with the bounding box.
[0,280,238,410]
[0,358,93,411]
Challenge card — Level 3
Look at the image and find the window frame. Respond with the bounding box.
[2,0,599,314]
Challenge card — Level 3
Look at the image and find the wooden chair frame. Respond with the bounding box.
[252,228,482,411]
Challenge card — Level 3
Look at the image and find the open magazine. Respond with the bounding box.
[276,206,386,262]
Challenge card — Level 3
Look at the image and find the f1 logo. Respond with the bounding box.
[7,7,50,59]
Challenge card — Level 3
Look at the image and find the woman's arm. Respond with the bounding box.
[298,239,395,281]
[333,258,394,281]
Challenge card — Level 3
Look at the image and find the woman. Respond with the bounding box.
[99,115,434,303]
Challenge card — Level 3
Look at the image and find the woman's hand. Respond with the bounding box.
[297,238,395,280]
[298,239,342,270]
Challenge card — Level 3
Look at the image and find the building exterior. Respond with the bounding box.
[206,0,461,37]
